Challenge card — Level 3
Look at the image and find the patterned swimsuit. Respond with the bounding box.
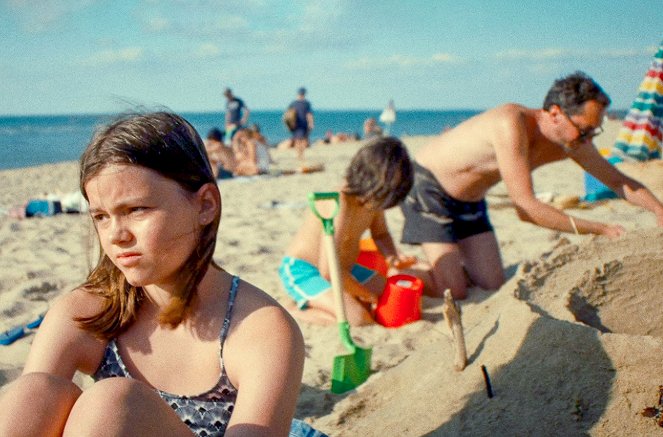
[93,276,241,437]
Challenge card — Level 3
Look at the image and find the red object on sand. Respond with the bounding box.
[356,238,388,276]
[375,274,423,328]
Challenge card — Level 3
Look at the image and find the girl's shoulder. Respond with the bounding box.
[230,278,303,344]
[50,287,106,320]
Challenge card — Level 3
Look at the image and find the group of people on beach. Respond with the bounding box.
[204,124,273,178]
[221,86,315,166]
[2,71,663,436]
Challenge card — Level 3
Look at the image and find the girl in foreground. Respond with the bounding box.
[0,112,320,437]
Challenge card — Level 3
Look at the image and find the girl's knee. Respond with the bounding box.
[0,373,82,437]
[65,378,155,433]
[75,377,154,410]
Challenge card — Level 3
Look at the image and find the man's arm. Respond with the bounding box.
[306,112,314,131]
[493,111,624,237]
[570,143,663,226]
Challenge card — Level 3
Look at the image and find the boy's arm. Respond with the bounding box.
[369,211,416,268]
[316,197,378,304]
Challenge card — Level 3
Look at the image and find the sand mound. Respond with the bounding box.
[515,228,663,337]
[310,229,663,436]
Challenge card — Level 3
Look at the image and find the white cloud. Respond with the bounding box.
[80,47,144,67]
[146,16,170,32]
[195,43,220,58]
[494,46,655,61]
[494,48,569,61]
[7,0,95,33]
[346,53,460,70]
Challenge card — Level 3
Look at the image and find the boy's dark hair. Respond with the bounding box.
[78,111,220,338]
[543,71,611,115]
[344,136,413,209]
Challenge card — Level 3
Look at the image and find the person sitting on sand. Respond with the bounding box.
[0,111,327,437]
[204,127,236,179]
[278,137,432,326]
[401,71,663,301]
[232,127,272,176]
[363,117,383,140]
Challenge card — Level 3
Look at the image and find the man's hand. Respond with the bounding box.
[656,212,663,228]
[599,223,626,239]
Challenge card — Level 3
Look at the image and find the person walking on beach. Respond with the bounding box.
[0,111,326,437]
[401,71,663,300]
[279,137,432,326]
[287,87,314,160]
[223,87,250,145]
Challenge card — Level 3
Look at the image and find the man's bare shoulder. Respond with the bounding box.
[485,103,529,123]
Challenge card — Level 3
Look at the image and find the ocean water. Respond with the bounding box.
[0,110,480,170]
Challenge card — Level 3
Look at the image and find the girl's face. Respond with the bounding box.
[85,164,208,291]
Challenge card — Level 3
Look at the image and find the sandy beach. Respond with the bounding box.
[2,119,663,436]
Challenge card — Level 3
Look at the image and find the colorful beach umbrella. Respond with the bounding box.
[612,41,663,161]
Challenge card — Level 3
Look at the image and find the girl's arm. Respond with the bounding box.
[23,289,106,378]
[223,285,305,437]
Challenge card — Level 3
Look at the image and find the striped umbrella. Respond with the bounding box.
[612,41,663,161]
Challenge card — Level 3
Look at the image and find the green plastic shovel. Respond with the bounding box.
[308,192,372,394]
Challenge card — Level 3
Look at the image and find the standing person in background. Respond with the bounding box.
[288,87,314,161]
[223,87,250,145]
[379,99,396,135]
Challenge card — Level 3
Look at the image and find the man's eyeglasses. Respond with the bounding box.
[563,110,603,142]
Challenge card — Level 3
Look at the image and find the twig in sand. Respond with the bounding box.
[442,289,467,371]
[480,365,494,398]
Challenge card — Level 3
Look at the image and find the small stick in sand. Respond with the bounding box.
[442,289,467,371]
[480,365,494,398]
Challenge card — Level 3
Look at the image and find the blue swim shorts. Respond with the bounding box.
[278,256,376,309]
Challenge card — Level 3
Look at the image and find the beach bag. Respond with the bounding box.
[283,107,297,132]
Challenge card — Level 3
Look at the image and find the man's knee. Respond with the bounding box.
[474,271,506,291]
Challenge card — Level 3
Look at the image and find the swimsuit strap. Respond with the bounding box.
[220,275,240,345]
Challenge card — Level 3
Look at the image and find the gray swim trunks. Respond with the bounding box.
[400,162,493,244]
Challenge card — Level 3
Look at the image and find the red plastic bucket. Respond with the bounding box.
[356,238,388,276]
[375,274,423,328]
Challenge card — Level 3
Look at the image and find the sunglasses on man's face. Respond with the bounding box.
[563,110,604,142]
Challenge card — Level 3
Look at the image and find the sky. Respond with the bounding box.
[1,0,661,116]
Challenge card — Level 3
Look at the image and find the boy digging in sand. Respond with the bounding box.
[278,137,432,326]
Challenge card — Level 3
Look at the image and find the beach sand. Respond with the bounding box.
[2,119,663,435]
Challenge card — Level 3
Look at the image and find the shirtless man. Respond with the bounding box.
[401,71,663,300]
